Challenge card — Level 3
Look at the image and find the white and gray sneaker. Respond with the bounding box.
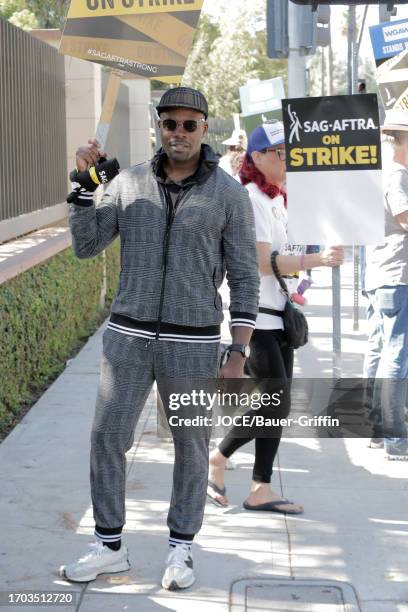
[59,541,130,582]
[161,544,195,591]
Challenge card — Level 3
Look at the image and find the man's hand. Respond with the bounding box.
[319,246,344,267]
[76,139,107,172]
[219,351,246,379]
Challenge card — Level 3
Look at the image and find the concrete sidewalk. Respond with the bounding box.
[1,263,407,612]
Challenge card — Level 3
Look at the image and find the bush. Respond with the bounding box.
[0,240,120,434]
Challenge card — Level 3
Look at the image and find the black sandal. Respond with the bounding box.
[207,480,228,507]
[243,498,304,515]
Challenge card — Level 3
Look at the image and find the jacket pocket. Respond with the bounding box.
[102,327,146,367]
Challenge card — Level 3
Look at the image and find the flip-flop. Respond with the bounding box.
[243,498,304,515]
[207,480,228,507]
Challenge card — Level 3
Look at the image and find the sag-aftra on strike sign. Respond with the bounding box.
[70,0,202,17]
[60,0,203,81]
[282,94,384,245]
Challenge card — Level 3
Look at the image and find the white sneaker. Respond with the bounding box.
[59,541,130,582]
[161,544,195,591]
[386,451,408,461]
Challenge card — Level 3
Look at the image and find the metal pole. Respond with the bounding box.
[350,7,369,333]
[332,5,356,376]
[358,5,369,49]
[351,32,360,332]
[288,1,307,98]
[351,49,358,90]
[379,3,391,23]
[353,247,360,331]
[321,48,325,97]
[347,6,355,94]
[328,42,333,96]
[332,266,342,378]
[288,49,306,98]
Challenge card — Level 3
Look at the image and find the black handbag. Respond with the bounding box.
[265,251,309,349]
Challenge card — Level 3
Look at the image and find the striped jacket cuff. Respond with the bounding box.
[70,181,95,207]
[230,311,257,329]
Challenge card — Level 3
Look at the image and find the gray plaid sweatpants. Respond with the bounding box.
[90,327,220,535]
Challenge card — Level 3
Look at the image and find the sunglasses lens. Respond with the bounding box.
[162,119,177,131]
[184,120,198,132]
[161,119,200,132]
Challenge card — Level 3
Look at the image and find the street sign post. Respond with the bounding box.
[241,110,283,134]
[239,78,285,117]
[239,78,284,136]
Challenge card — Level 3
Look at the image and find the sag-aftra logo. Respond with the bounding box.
[288,104,377,145]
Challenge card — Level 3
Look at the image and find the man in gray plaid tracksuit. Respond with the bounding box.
[60,87,259,590]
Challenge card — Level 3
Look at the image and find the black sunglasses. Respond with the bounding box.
[159,118,206,133]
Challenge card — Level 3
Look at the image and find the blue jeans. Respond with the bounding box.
[363,294,383,436]
[368,286,408,453]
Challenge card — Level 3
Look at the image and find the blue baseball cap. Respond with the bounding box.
[247,121,285,156]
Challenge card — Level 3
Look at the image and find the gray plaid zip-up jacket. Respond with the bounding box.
[69,145,259,329]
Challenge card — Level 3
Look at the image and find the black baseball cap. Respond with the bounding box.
[156,87,209,119]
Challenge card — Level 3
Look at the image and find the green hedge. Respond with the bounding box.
[0,240,120,434]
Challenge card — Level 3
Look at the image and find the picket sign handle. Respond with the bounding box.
[95,71,122,151]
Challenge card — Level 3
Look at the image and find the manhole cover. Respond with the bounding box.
[230,579,360,612]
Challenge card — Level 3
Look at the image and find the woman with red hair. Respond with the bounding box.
[208,121,344,513]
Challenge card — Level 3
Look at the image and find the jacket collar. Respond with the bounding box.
[151,144,219,186]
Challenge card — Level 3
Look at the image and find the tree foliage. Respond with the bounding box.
[183,2,287,119]
[308,47,348,97]
[9,8,38,29]
[0,0,69,29]
[308,6,378,99]
[26,0,70,28]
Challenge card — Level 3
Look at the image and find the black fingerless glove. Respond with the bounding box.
[67,158,120,204]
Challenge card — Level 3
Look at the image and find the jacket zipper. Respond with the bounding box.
[155,184,190,340]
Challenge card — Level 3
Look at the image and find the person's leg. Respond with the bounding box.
[210,330,302,512]
[374,286,408,457]
[216,330,286,454]
[60,330,154,582]
[91,331,155,539]
[208,329,282,506]
[244,332,302,513]
[155,340,220,590]
[251,334,294,485]
[363,295,383,378]
[362,290,384,445]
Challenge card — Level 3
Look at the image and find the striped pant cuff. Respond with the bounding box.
[94,530,122,543]
[169,537,193,548]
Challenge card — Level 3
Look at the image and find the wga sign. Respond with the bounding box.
[383,22,408,42]
[288,104,303,144]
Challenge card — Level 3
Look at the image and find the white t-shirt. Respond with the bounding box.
[246,182,287,330]
[365,161,408,291]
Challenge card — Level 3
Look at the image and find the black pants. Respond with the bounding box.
[218,329,294,483]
